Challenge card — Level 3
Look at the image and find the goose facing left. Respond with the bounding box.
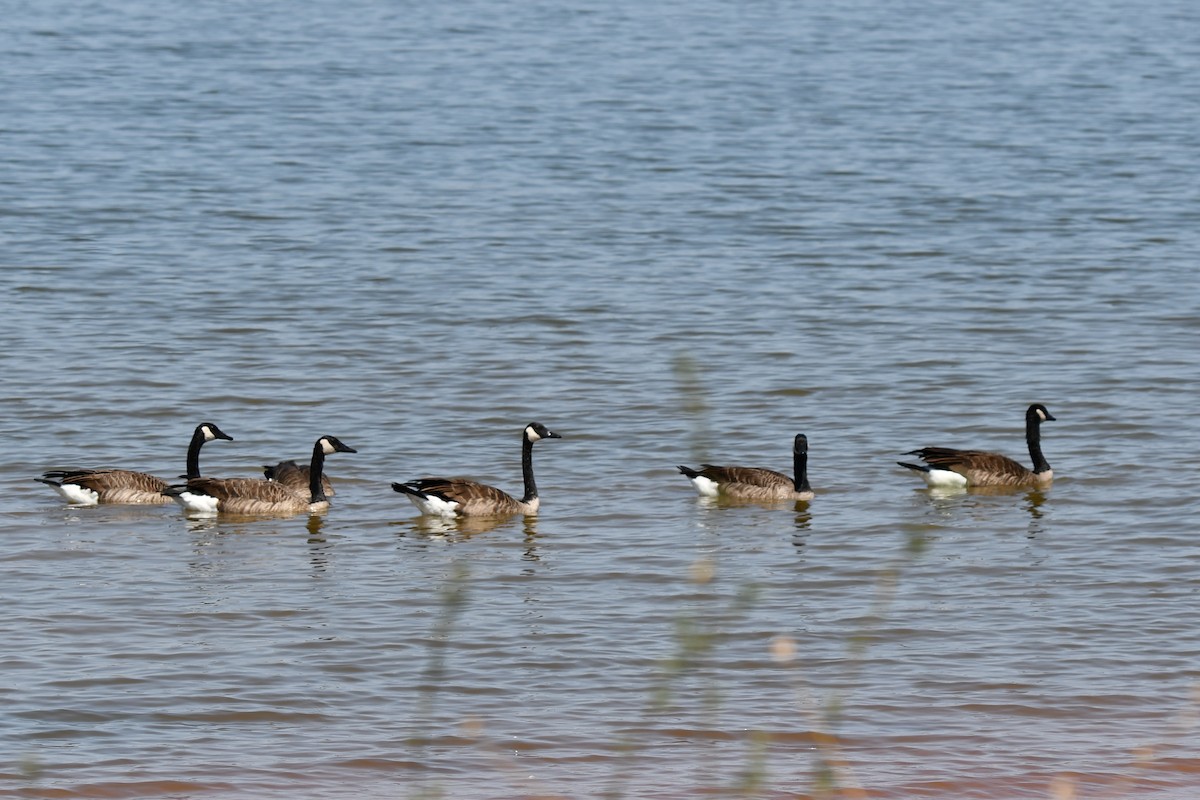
[165,435,356,516]
[36,422,234,505]
[678,433,815,502]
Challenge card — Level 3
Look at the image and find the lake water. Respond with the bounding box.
[3,1,1200,798]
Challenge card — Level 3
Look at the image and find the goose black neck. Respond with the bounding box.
[308,441,327,503]
[184,427,207,478]
[792,445,811,493]
[1026,414,1051,474]
[520,434,538,503]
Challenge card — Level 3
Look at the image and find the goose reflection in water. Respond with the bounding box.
[920,482,1050,531]
[409,511,530,538]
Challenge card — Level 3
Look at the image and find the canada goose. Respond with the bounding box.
[677,433,815,502]
[263,460,335,498]
[898,403,1056,488]
[392,422,562,517]
[36,422,234,505]
[165,435,356,515]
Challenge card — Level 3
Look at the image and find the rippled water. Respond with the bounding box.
[4,1,1200,798]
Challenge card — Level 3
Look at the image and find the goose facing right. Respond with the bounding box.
[392,422,561,517]
[166,435,356,515]
[36,421,233,505]
[678,433,815,502]
[897,403,1056,489]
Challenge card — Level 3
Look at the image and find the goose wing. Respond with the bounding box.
[694,465,794,489]
[40,468,171,503]
[183,477,303,503]
[170,476,311,515]
[406,477,523,516]
[42,468,167,493]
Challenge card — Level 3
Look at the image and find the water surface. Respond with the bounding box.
[3,1,1200,798]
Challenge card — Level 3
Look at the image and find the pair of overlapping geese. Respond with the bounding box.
[35,404,1056,518]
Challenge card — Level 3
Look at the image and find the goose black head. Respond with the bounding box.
[199,422,234,442]
[318,435,357,454]
[1027,404,1055,423]
[525,422,562,442]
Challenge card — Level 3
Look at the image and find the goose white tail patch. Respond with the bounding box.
[406,493,460,518]
[170,490,220,515]
[688,475,721,497]
[921,469,969,489]
[57,484,100,506]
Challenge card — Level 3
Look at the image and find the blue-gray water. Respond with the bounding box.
[3,1,1200,798]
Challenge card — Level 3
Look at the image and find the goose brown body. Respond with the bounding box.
[898,404,1056,488]
[678,433,815,502]
[36,422,233,505]
[38,469,178,505]
[900,447,1049,487]
[175,477,324,514]
[397,476,536,516]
